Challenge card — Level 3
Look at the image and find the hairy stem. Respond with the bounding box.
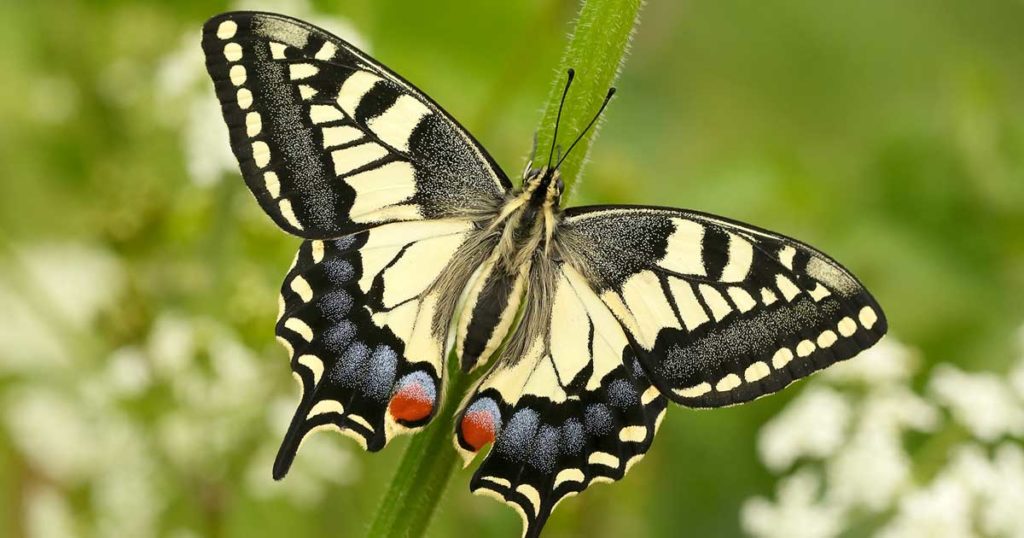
[365,364,476,538]
[365,1,644,536]
[535,0,643,203]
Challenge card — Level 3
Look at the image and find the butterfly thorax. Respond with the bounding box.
[453,168,564,371]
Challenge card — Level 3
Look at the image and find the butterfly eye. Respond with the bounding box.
[525,168,545,183]
[555,177,565,193]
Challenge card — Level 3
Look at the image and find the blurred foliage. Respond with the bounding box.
[0,0,1021,537]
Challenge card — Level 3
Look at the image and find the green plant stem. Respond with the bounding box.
[365,364,477,538]
[535,0,643,203]
[365,1,644,536]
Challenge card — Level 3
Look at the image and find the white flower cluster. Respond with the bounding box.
[0,4,375,536]
[742,336,1024,538]
[0,243,125,373]
[0,240,360,537]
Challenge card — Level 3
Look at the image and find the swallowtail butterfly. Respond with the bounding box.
[202,12,887,537]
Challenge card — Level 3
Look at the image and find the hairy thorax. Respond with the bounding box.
[452,168,564,372]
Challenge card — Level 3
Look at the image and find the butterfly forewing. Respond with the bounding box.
[201,12,510,238]
[558,205,887,407]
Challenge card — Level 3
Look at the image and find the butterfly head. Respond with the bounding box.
[521,69,616,208]
[522,166,565,207]
[508,71,615,216]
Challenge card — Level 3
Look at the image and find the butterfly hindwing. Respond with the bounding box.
[201,12,510,238]
[274,218,477,477]
[559,205,888,408]
[454,263,669,538]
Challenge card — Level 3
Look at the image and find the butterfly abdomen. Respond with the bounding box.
[453,183,564,371]
[455,255,530,372]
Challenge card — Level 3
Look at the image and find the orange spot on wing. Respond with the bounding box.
[389,384,433,422]
[460,410,496,451]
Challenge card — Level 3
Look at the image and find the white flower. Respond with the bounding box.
[942,443,1024,538]
[876,474,975,538]
[24,485,78,538]
[16,242,124,330]
[91,420,162,538]
[205,327,267,406]
[980,443,1024,537]
[184,93,238,186]
[4,387,103,483]
[929,363,1024,441]
[3,383,167,536]
[861,385,941,433]
[746,333,1024,537]
[825,419,910,512]
[157,411,208,472]
[147,313,197,377]
[824,385,937,512]
[0,278,68,371]
[823,337,917,386]
[154,317,274,475]
[942,443,995,497]
[154,32,236,187]
[742,468,845,538]
[154,33,204,101]
[757,386,851,472]
[104,346,153,398]
[0,242,123,373]
[874,441,1023,538]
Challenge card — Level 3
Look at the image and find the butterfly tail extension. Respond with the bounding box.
[272,391,315,479]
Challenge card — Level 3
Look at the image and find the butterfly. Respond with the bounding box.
[202,11,887,537]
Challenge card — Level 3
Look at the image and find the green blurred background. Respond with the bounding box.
[1,0,1022,537]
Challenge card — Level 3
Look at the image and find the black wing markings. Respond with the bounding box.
[202,12,510,238]
[273,218,476,478]
[559,205,887,408]
[453,263,670,537]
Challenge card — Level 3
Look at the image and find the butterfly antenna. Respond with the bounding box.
[555,87,616,170]
[546,69,575,169]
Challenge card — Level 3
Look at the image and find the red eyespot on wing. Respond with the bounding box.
[389,383,433,422]
[460,410,497,451]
